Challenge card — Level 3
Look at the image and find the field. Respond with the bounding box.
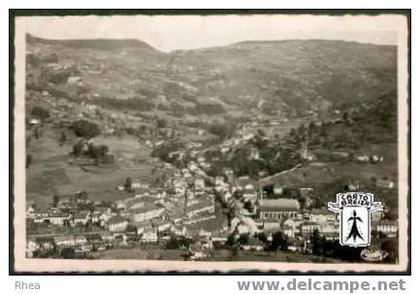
[26,125,163,210]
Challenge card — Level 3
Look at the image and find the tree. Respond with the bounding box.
[257,129,266,138]
[71,120,101,139]
[310,229,323,255]
[77,191,88,202]
[166,237,191,249]
[150,140,182,163]
[308,121,316,132]
[227,196,241,222]
[60,248,75,259]
[243,201,254,213]
[26,154,33,169]
[34,126,41,139]
[290,128,297,138]
[208,123,232,139]
[271,231,288,251]
[381,238,398,263]
[227,234,237,248]
[72,141,84,157]
[31,106,50,120]
[238,234,249,246]
[87,144,109,159]
[156,118,167,128]
[124,177,132,191]
[52,193,59,208]
[59,131,67,146]
[138,125,147,135]
[256,232,268,244]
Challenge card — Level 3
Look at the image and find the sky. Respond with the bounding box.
[19,14,405,52]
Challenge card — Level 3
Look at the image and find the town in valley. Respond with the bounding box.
[24,34,399,263]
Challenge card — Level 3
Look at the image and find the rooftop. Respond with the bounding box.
[131,202,164,214]
[107,216,128,225]
[53,235,75,242]
[186,199,214,212]
[377,220,398,226]
[260,198,300,211]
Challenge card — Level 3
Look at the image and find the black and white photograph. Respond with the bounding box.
[11,11,410,273]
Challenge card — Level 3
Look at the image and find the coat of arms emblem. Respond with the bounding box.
[328,192,383,247]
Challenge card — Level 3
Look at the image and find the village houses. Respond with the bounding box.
[107,216,129,233]
[130,203,165,223]
[185,198,215,219]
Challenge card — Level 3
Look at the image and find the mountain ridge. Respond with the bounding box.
[27,33,158,51]
[26,34,397,119]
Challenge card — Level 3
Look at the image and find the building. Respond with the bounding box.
[141,228,158,243]
[171,225,187,236]
[131,203,165,223]
[26,238,38,257]
[241,237,264,251]
[107,216,129,233]
[29,118,41,126]
[53,235,76,248]
[283,224,296,238]
[243,184,257,202]
[372,210,385,222]
[188,242,210,260]
[186,141,203,149]
[224,168,234,182]
[99,208,117,224]
[100,231,115,244]
[185,199,215,219]
[75,244,93,256]
[35,237,55,251]
[308,209,336,223]
[299,187,314,198]
[376,221,398,238]
[211,231,229,245]
[282,219,298,238]
[67,76,82,84]
[220,146,230,154]
[223,191,233,202]
[197,155,206,163]
[168,210,184,224]
[85,234,103,246]
[48,212,70,226]
[273,184,284,195]
[300,221,320,237]
[260,220,280,232]
[194,178,205,190]
[117,196,145,210]
[319,223,339,240]
[259,199,300,220]
[173,178,187,195]
[26,204,37,219]
[153,219,171,232]
[376,179,395,189]
[75,235,88,245]
[72,211,91,226]
[215,176,225,186]
[131,182,142,189]
[188,161,199,171]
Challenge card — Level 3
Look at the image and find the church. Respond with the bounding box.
[258,198,300,220]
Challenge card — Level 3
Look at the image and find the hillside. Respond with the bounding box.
[25,35,397,120]
[27,34,156,51]
[169,40,397,115]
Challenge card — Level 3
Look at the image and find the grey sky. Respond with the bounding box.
[20,14,404,52]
